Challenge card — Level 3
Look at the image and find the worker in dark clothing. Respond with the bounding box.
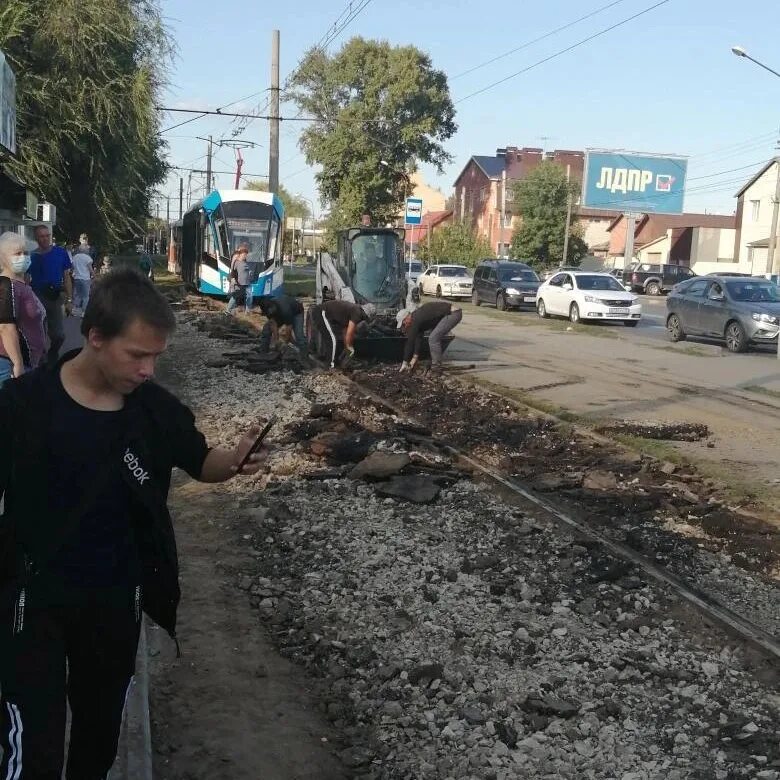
[256,294,307,356]
[311,299,375,368]
[399,301,462,374]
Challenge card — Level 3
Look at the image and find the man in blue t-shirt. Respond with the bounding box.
[30,225,73,364]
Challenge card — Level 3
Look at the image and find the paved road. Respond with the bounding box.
[435,293,780,502]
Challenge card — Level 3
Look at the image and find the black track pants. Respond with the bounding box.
[0,599,140,779]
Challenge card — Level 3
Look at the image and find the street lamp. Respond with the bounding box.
[731,45,780,79]
[731,45,780,358]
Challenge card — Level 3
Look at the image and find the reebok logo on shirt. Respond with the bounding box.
[124,448,150,484]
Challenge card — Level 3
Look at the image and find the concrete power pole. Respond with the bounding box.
[767,158,780,278]
[179,177,184,220]
[562,163,572,265]
[206,136,213,194]
[269,30,280,195]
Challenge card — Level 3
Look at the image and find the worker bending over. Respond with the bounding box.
[311,300,375,368]
[399,301,462,374]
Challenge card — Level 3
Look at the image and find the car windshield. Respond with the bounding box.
[499,269,539,282]
[575,275,625,291]
[439,267,470,277]
[725,281,780,302]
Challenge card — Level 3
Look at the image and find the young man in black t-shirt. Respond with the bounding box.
[0,270,268,779]
[256,294,307,356]
[399,301,462,373]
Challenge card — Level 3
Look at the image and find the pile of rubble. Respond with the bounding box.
[166,316,779,780]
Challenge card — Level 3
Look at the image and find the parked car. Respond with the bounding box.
[540,265,583,282]
[472,260,540,310]
[419,264,473,299]
[628,263,695,295]
[536,271,642,326]
[666,275,780,352]
[404,260,426,286]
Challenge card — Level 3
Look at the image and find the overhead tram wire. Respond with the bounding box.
[455,0,672,104]
[159,89,267,134]
[452,0,631,80]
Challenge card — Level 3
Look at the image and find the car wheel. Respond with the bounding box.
[624,320,638,327]
[436,285,442,298]
[496,293,507,311]
[667,313,686,342]
[646,281,661,296]
[537,299,549,319]
[472,289,481,306]
[725,320,748,353]
[569,302,581,324]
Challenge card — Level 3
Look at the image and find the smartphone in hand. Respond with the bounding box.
[236,415,277,472]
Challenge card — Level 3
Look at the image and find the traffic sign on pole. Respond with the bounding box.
[404,197,423,225]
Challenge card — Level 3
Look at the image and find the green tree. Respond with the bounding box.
[418,222,493,267]
[510,162,588,268]
[244,180,311,219]
[0,0,170,247]
[288,37,456,229]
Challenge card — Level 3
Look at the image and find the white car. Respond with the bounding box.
[405,260,426,286]
[419,264,473,299]
[536,271,642,326]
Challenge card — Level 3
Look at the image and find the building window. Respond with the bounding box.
[750,200,761,221]
[747,247,754,264]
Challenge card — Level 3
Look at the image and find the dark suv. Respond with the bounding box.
[472,260,541,310]
[629,263,695,295]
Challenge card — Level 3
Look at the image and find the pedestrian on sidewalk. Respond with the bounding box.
[310,299,375,368]
[29,225,73,364]
[226,247,250,315]
[0,233,48,386]
[256,294,307,357]
[71,244,95,317]
[0,269,269,779]
[398,300,462,375]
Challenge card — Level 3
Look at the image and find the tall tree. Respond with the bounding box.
[417,222,493,267]
[288,37,456,228]
[244,180,310,220]
[0,0,169,247]
[510,162,588,268]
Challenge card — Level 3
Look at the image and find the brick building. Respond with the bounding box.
[452,146,619,257]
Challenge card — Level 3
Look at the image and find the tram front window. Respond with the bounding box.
[227,219,269,282]
[351,233,402,303]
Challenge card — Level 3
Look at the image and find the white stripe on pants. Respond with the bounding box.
[320,311,338,368]
[5,702,23,780]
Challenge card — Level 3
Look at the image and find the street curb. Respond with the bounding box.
[113,618,153,779]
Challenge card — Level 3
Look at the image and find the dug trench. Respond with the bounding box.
[149,303,779,779]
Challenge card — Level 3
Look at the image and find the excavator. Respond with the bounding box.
[307,225,445,362]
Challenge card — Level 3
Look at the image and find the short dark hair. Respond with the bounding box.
[81,268,176,339]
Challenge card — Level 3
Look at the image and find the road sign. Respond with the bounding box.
[582,151,687,214]
[0,50,16,155]
[405,197,423,225]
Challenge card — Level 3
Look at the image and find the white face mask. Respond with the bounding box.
[11,255,31,274]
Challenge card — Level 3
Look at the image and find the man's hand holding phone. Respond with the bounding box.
[232,415,277,475]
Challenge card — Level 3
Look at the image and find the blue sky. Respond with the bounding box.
[158,0,780,219]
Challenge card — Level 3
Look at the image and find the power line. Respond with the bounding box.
[159,89,267,134]
[455,0,672,104]
[452,0,631,80]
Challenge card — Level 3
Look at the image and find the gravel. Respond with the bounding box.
[162,311,780,780]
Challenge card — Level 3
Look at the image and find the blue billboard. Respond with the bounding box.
[582,151,687,214]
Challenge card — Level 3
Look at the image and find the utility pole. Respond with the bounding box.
[269,29,280,194]
[623,214,637,272]
[767,158,780,278]
[501,169,507,258]
[562,163,572,265]
[206,136,213,194]
[179,177,184,220]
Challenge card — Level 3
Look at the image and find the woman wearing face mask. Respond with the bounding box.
[0,232,48,385]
